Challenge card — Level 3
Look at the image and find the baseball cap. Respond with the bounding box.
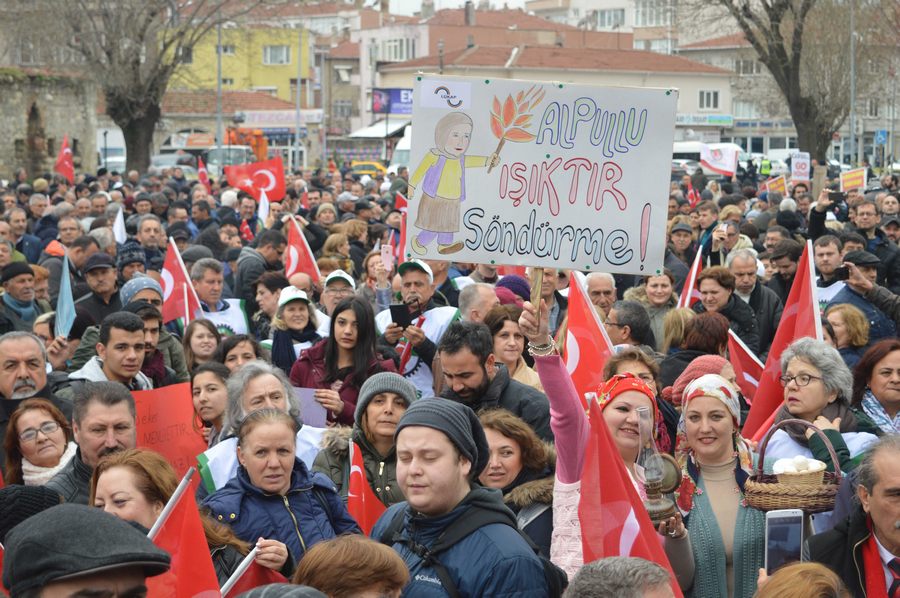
[324,269,356,290]
[882,215,900,227]
[83,253,116,273]
[278,286,311,309]
[397,259,434,284]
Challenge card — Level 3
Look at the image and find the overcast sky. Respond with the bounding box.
[385,0,527,16]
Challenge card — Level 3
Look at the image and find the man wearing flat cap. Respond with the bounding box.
[75,253,123,323]
[2,503,170,597]
[827,250,898,343]
[372,399,551,596]
[0,262,49,332]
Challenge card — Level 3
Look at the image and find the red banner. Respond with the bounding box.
[134,383,208,476]
[225,157,286,201]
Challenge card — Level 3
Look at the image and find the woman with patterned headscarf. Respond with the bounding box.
[674,374,766,598]
[518,300,693,586]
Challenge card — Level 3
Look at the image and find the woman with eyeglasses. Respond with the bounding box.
[3,398,77,486]
[766,338,880,476]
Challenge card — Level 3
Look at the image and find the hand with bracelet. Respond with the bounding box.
[519,300,557,356]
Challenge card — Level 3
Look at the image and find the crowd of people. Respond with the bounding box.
[0,161,899,597]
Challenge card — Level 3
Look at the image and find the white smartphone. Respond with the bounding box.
[765,509,804,575]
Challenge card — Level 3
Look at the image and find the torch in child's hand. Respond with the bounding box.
[487,86,546,174]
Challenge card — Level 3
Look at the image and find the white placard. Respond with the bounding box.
[791,151,811,182]
[404,75,678,275]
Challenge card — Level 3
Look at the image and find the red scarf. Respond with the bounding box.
[862,516,889,597]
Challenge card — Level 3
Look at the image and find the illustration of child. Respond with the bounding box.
[407,112,500,255]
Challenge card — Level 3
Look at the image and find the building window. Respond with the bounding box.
[648,39,674,54]
[699,90,719,110]
[596,9,625,29]
[867,98,879,118]
[333,99,353,118]
[221,78,234,86]
[334,66,351,83]
[634,0,672,27]
[217,44,236,56]
[263,45,290,65]
[733,100,759,118]
[252,86,277,96]
[734,59,761,75]
[178,46,192,64]
[381,38,416,62]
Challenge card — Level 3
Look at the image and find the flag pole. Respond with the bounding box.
[219,545,259,596]
[147,467,196,541]
[169,236,202,310]
[183,282,190,325]
[807,240,823,340]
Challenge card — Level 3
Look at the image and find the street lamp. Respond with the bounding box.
[438,39,444,75]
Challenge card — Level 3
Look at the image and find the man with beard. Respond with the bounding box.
[46,381,137,504]
[0,332,72,472]
[375,260,459,398]
[438,321,552,441]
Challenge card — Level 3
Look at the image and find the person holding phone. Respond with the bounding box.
[374,259,459,398]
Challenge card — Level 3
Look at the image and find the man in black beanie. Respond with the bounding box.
[371,398,551,597]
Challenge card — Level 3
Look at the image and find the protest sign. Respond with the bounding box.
[790,152,810,182]
[405,75,678,275]
[765,175,787,195]
[840,167,866,192]
[134,383,208,476]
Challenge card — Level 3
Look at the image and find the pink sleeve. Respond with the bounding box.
[533,354,590,484]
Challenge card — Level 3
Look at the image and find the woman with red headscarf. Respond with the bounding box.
[520,300,693,587]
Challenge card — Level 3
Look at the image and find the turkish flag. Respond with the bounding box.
[744,240,821,439]
[147,475,220,598]
[54,135,74,184]
[198,156,212,193]
[284,216,321,283]
[300,189,310,210]
[240,220,255,243]
[134,383,208,477]
[727,329,764,403]
[225,157,286,201]
[395,192,408,213]
[686,181,701,209]
[562,272,614,410]
[580,401,683,596]
[347,441,386,535]
[160,237,201,324]
[677,250,703,309]
[222,558,288,597]
[497,265,527,277]
[395,212,407,265]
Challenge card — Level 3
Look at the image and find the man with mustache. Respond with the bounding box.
[438,321,552,442]
[46,381,137,504]
[0,331,73,473]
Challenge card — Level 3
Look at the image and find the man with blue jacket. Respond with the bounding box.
[372,399,549,597]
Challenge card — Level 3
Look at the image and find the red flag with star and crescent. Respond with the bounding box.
[225,157,286,201]
[284,216,321,283]
[160,238,202,324]
[562,271,614,410]
[348,441,386,534]
[580,401,683,597]
[54,135,74,184]
[197,156,212,194]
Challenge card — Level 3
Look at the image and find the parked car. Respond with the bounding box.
[351,160,387,177]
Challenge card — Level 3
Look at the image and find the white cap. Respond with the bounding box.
[278,286,311,309]
[324,269,356,290]
[398,259,434,284]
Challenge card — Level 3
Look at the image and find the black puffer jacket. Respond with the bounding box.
[693,293,760,355]
[806,506,868,598]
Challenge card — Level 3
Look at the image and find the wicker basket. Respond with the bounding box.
[744,418,842,513]
[775,467,825,487]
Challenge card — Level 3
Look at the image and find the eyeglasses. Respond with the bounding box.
[605,321,626,328]
[19,421,60,443]
[325,287,354,296]
[779,374,822,387]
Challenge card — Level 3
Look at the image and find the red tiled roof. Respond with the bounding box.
[162,89,295,114]
[329,41,360,59]
[425,8,580,31]
[383,45,730,74]
[238,1,371,18]
[679,33,750,50]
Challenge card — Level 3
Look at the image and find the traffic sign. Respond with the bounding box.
[875,129,888,145]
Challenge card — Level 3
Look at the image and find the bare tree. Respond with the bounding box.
[47,0,263,172]
[706,0,884,161]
